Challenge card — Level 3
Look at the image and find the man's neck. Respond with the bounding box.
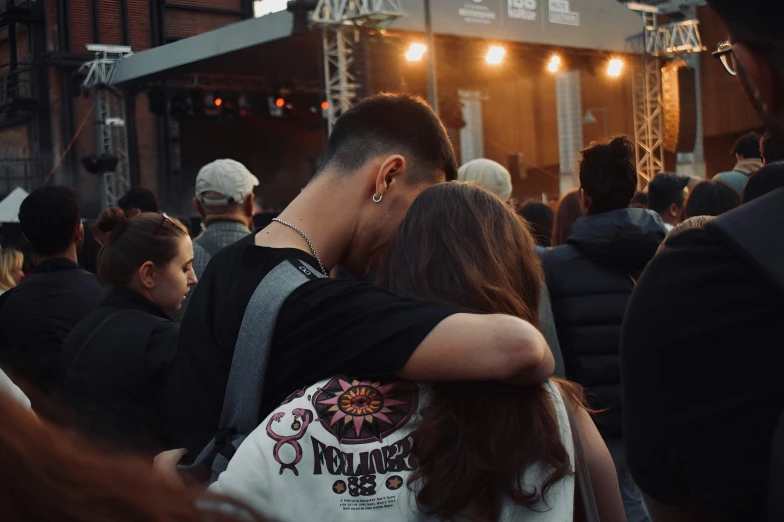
[204,214,251,229]
[255,177,356,270]
[37,247,78,265]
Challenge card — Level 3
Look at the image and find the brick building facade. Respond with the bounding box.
[0,0,253,216]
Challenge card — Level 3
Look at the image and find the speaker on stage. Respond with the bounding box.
[662,64,697,153]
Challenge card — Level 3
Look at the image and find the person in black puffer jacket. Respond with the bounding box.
[542,136,666,522]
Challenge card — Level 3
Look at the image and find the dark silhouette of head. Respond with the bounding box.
[648,173,691,226]
[117,188,159,214]
[683,181,741,219]
[706,0,784,141]
[732,132,762,161]
[19,186,82,258]
[579,136,637,215]
[517,201,554,247]
[761,131,784,165]
[743,161,784,203]
[552,189,584,246]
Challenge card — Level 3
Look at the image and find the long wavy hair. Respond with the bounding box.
[378,182,581,521]
[0,393,260,522]
[552,189,584,246]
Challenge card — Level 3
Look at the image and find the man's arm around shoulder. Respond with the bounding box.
[397,313,553,385]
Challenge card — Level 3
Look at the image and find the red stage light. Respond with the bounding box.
[321,101,329,110]
[214,97,223,107]
[275,98,285,108]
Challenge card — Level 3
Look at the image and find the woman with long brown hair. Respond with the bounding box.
[211,182,623,521]
[552,189,585,246]
[0,392,259,522]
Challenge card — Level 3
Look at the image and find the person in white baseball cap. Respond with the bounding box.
[173,159,259,322]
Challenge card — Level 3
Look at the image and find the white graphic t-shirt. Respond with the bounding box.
[211,379,574,522]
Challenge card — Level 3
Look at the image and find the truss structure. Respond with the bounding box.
[632,52,665,186]
[79,44,134,209]
[312,0,405,132]
[626,3,705,186]
[647,19,706,57]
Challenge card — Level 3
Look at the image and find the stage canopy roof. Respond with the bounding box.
[112,0,643,86]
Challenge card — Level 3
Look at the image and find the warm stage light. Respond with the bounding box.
[321,101,329,110]
[547,55,562,73]
[275,97,286,108]
[607,58,624,77]
[485,45,506,65]
[214,97,223,107]
[405,43,427,62]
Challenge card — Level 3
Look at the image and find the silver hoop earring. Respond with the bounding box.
[372,193,383,203]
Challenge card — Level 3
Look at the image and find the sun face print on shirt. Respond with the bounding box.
[312,377,418,444]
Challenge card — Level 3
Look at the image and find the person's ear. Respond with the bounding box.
[669,202,680,218]
[193,198,206,220]
[244,193,254,218]
[734,43,776,116]
[73,222,84,243]
[138,261,157,290]
[373,155,406,201]
[580,189,591,214]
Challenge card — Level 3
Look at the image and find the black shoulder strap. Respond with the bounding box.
[707,188,784,294]
[195,235,222,258]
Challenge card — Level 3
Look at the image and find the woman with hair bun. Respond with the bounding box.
[61,209,197,454]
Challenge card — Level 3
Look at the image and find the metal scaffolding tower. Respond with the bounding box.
[79,44,133,209]
[312,0,405,132]
[625,1,706,186]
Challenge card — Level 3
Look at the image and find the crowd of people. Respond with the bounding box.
[1,0,783,520]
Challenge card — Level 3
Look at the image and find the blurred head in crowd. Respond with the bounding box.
[628,191,648,209]
[458,159,513,202]
[19,186,83,263]
[194,159,258,230]
[683,181,740,219]
[517,201,554,248]
[761,131,784,165]
[658,215,717,254]
[706,0,784,141]
[93,210,197,312]
[732,132,763,162]
[0,248,24,292]
[743,161,784,203]
[378,182,577,521]
[315,93,457,276]
[648,173,691,226]
[117,187,159,214]
[552,188,584,246]
[579,136,637,216]
[0,394,259,522]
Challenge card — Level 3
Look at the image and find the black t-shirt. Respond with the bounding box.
[621,226,784,520]
[164,233,457,451]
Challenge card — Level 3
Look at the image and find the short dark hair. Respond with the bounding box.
[683,181,740,219]
[647,173,691,214]
[579,136,637,215]
[743,161,784,203]
[19,186,81,257]
[732,133,762,160]
[761,131,784,164]
[117,187,159,214]
[516,201,554,248]
[319,93,457,185]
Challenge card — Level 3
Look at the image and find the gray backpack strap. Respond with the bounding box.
[220,259,325,433]
[195,234,222,258]
[181,258,325,483]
